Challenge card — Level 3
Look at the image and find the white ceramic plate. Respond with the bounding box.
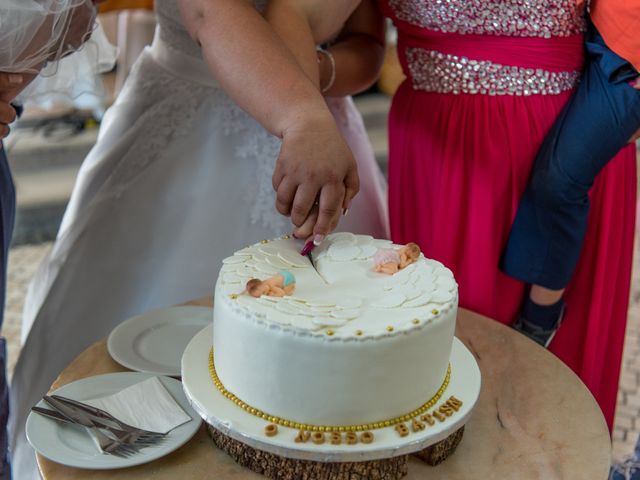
[182,325,481,462]
[26,372,202,470]
[108,306,212,376]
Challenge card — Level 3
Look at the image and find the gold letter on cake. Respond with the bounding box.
[412,418,426,432]
[395,423,410,437]
[295,430,310,443]
[360,431,374,444]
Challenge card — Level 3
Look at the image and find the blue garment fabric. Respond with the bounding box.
[0,144,15,480]
[279,270,295,287]
[501,25,640,289]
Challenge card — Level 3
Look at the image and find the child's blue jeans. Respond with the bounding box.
[501,26,640,289]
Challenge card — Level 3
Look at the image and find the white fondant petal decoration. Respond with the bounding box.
[434,268,454,279]
[220,284,242,296]
[250,252,269,263]
[222,255,250,265]
[425,259,445,270]
[290,316,321,330]
[266,311,291,325]
[335,298,363,309]
[356,234,374,244]
[257,246,279,257]
[332,245,362,261]
[305,300,336,308]
[371,293,407,309]
[222,273,242,284]
[275,302,303,315]
[372,239,393,249]
[358,244,378,259]
[311,316,348,327]
[256,296,278,304]
[403,286,424,300]
[403,292,433,308]
[331,309,361,319]
[431,289,454,303]
[435,276,456,291]
[265,256,290,270]
[329,232,357,243]
[217,233,458,337]
[277,251,309,268]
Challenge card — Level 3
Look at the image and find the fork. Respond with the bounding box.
[32,406,163,447]
[42,398,141,457]
[50,394,167,441]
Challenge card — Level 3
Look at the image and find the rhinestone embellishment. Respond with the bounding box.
[406,48,579,96]
[388,0,586,38]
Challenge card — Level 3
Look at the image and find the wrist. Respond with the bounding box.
[278,98,335,139]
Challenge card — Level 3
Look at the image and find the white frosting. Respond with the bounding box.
[213,234,457,426]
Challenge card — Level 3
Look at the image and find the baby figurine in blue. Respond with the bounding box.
[501,22,640,347]
[246,271,297,297]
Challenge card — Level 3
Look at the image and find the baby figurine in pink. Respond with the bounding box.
[374,243,421,275]
[246,270,297,297]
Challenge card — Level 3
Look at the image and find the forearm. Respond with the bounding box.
[319,0,385,97]
[263,1,319,88]
[179,0,333,138]
[320,34,384,96]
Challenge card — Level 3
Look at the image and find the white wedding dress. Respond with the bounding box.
[9,1,388,477]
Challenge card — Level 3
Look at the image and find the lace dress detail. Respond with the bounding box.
[155,0,203,59]
[133,0,288,233]
[106,56,211,196]
[388,0,586,37]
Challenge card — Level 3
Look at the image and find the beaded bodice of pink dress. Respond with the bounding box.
[382,0,636,431]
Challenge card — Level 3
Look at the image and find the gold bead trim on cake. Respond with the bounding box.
[208,349,451,432]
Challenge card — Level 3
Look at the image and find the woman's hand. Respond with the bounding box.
[0,73,24,139]
[0,101,16,140]
[182,0,361,241]
[274,109,359,242]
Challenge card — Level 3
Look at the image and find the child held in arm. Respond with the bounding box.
[501,0,640,347]
[263,0,385,239]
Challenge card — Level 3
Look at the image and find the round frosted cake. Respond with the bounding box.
[213,233,457,429]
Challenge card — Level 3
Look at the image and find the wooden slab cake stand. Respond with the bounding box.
[181,325,480,480]
[37,299,612,480]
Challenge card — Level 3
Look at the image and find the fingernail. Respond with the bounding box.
[300,241,314,256]
[8,74,23,85]
[313,234,325,246]
[291,232,300,240]
[342,208,349,217]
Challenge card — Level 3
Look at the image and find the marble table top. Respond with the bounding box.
[38,298,611,479]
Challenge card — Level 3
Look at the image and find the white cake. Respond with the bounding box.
[212,233,457,430]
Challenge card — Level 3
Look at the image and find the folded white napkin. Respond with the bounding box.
[85,377,191,434]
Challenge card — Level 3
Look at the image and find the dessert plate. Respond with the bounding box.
[181,325,481,463]
[26,372,202,469]
[108,306,212,376]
